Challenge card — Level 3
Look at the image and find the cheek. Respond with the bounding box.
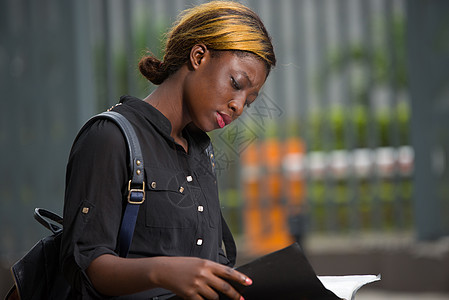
[202,65,230,96]
[211,77,233,102]
[198,84,227,108]
[184,73,207,106]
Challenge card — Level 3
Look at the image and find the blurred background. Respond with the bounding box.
[1,0,449,298]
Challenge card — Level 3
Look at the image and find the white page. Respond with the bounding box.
[318,274,381,300]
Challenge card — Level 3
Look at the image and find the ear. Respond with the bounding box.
[189,44,208,70]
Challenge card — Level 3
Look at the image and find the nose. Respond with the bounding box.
[228,99,245,118]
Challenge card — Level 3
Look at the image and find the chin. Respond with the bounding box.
[203,126,217,133]
[207,127,219,133]
[191,120,213,133]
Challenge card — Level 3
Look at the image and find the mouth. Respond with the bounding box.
[216,112,232,128]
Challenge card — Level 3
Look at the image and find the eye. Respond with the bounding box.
[231,76,241,90]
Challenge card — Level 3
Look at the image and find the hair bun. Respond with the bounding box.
[138,55,168,85]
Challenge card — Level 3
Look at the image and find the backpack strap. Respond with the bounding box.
[78,111,144,257]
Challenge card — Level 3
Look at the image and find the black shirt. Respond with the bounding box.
[61,96,231,299]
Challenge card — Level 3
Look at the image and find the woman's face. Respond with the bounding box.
[183,47,268,132]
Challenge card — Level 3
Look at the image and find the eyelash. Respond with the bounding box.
[231,77,241,90]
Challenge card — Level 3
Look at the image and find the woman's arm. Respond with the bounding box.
[87,254,252,299]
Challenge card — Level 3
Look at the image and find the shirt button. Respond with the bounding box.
[196,239,203,246]
[186,175,193,182]
[197,205,204,212]
[179,186,184,193]
[151,181,157,189]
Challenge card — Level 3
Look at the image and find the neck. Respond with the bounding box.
[143,67,190,150]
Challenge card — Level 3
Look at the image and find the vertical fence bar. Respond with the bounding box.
[0,0,10,259]
[19,0,32,252]
[317,0,337,233]
[74,0,96,123]
[297,0,310,216]
[1,0,28,257]
[258,0,270,239]
[123,0,137,97]
[360,0,382,231]
[407,0,449,240]
[281,0,297,131]
[385,0,405,230]
[302,0,319,232]
[291,0,310,241]
[101,0,114,107]
[338,0,360,231]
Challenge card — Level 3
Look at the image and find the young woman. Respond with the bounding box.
[60,1,276,299]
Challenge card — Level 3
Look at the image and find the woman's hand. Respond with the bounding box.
[153,256,252,300]
[87,254,251,299]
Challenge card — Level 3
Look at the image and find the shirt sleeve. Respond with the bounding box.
[60,119,129,297]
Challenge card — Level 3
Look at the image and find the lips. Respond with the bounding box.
[216,112,232,128]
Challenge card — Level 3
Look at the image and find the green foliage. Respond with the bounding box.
[308,178,414,232]
[306,103,410,150]
[310,13,410,150]
[354,105,368,148]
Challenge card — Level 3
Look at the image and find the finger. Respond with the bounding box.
[180,289,205,300]
[188,295,204,300]
[215,265,253,287]
[207,276,240,300]
[197,285,219,300]
[192,294,205,300]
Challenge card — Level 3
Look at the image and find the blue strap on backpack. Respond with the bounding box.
[82,111,145,257]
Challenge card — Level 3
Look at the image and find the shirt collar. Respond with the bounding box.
[119,95,211,152]
[120,95,172,136]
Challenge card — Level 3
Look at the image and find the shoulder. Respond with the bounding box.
[70,118,127,158]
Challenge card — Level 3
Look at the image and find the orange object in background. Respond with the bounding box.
[283,137,307,246]
[241,143,264,253]
[284,137,306,215]
[241,138,305,256]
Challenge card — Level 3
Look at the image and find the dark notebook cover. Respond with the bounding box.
[169,243,340,300]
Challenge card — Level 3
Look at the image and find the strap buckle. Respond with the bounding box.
[127,180,145,204]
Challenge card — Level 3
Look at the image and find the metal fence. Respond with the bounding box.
[1,0,448,263]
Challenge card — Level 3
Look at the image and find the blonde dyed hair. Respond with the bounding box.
[139,1,276,85]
